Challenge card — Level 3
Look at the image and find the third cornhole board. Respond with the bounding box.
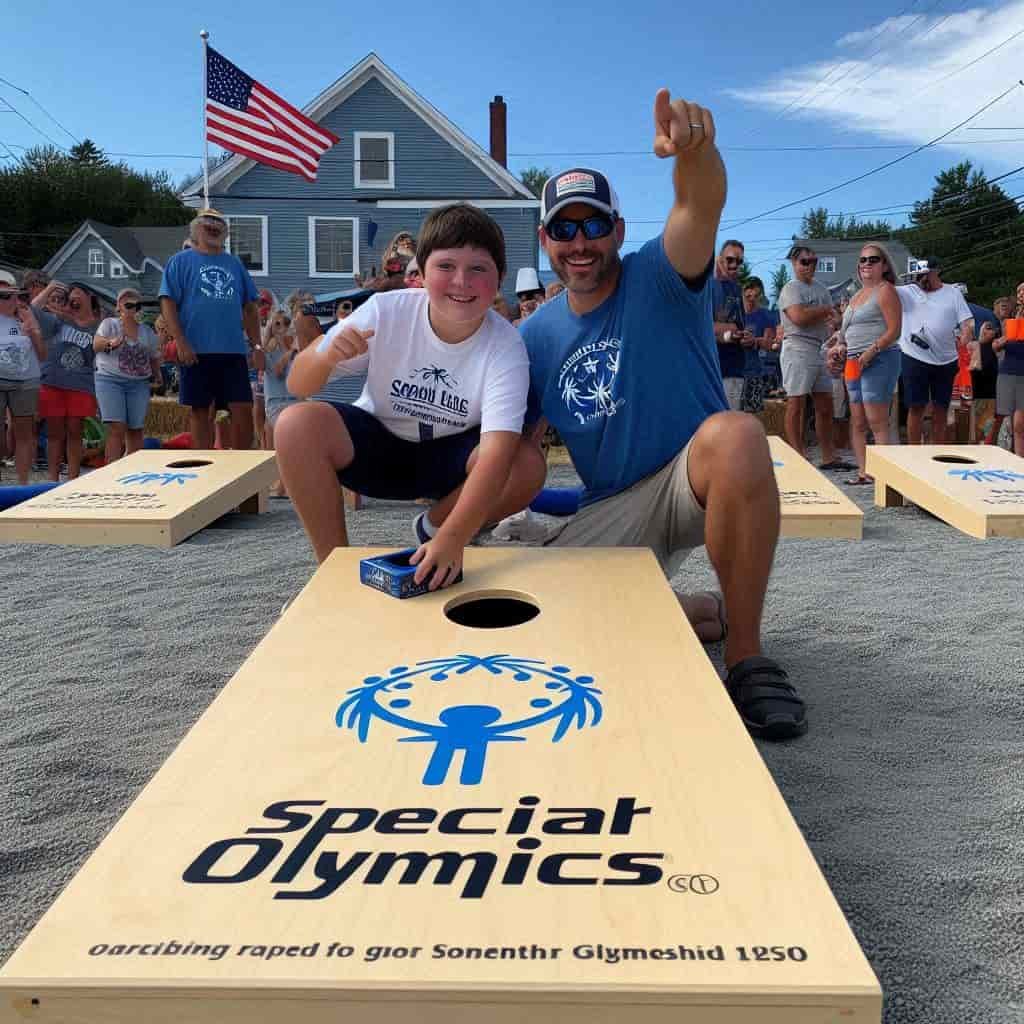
[769,436,863,540]
[0,547,881,1023]
[866,444,1024,538]
[0,449,277,547]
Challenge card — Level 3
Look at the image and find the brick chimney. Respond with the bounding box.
[489,95,507,168]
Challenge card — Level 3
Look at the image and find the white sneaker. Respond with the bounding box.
[491,509,550,543]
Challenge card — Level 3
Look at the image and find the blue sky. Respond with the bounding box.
[5,0,1024,279]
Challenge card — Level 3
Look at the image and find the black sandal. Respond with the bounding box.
[725,656,807,740]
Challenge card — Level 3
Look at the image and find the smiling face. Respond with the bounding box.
[66,287,97,326]
[792,249,818,285]
[117,293,141,323]
[540,202,624,304]
[858,246,887,286]
[718,244,744,283]
[422,245,501,342]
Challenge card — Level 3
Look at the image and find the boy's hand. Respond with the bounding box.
[409,534,464,591]
[653,88,715,158]
[326,326,373,366]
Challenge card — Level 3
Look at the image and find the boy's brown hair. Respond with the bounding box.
[416,204,506,280]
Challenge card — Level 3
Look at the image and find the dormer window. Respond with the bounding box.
[354,132,394,189]
[88,249,104,277]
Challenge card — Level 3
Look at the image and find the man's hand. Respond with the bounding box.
[739,329,756,349]
[409,533,464,591]
[979,321,998,343]
[176,337,198,366]
[653,88,715,158]
[325,326,373,366]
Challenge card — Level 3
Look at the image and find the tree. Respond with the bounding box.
[69,139,106,166]
[800,206,892,240]
[770,263,790,306]
[519,165,551,200]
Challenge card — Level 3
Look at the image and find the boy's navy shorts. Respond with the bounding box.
[330,402,480,500]
[900,352,958,408]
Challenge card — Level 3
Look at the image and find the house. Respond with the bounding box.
[789,237,919,301]
[175,53,540,304]
[43,223,187,302]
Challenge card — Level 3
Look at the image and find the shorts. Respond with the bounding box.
[0,378,40,418]
[179,354,253,410]
[331,402,480,501]
[95,374,151,429]
[265,396,299,427]
[996,373,1024,416]
[847,346,901,406]
[781,341,832,397]
[722,376,744,411]
[38,385,97,419]
[900,352,957,408]
[547,439,705,578]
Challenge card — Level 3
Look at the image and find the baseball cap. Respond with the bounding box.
[515,267,542,294]
[0,270,16,287]
[195,207,227,222]
[909,257,942,279]
[541,168,621,227]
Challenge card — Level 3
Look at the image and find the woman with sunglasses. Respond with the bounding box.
[837,245,902,485]
[94,289,162,463]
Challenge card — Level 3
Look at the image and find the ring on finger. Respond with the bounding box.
[689,123,704,129]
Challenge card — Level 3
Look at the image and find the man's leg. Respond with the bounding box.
[228,403,254,450]
[190,408,213,449]
[275,402,355,562]
[930,404,950,444]
[906,405,925,444]
[784,395,806,455]
[812,391,836,465]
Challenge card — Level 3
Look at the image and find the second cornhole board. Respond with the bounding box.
[769,437,863,540]
[865,444,1024,539]
[0,449,277,547]
[0,547,881,1024]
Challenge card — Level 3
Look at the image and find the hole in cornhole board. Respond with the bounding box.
[166,459,213,468]
[931,454,978,464]
[444,590,540,629]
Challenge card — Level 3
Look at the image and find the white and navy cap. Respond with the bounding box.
[541,168,621,227]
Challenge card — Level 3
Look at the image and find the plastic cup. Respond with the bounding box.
[844,358,862,382]
[1007,319,1022,340]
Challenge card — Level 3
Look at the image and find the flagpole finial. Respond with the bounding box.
[199,29,209,41]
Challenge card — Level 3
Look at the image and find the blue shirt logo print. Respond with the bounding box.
[336,654,603,786]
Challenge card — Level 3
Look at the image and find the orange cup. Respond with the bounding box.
[844,358,862,382]
[1007,319,1022,340]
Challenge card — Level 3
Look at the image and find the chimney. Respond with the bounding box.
[489,95,507,168]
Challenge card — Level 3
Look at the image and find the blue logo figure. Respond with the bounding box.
[947,468,1024,483]
[117,471,199,486]
[336,654,603,786]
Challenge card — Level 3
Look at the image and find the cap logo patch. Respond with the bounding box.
[556,172,596,197]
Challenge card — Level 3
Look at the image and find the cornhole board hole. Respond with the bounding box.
[769,436,863,540]
[866,444,1024,539]
[0,449,277,548]
[0,547,881,1024]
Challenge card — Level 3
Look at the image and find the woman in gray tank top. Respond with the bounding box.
[837,244,902,484]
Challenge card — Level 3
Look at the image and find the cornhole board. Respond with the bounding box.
[769,437,863,540]
[0,547,881,1024]
[865,444,1024,539]
[0,449,277,548]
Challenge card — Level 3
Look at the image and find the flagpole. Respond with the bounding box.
[200,29,210,208]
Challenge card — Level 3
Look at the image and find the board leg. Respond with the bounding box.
[238,488,268,515]
[874,479,904,508]
[343,488,362,511]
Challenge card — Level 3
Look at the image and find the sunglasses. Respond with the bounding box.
[0,291,21,301]
[121,301,142,310]
[546,215,616,243]
[858,255,882,265]
[798,258,818,267]
[723,256,743,265]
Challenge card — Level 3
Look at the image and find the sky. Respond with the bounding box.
[4,0,1024,279]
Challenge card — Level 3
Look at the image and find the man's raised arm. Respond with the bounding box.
[656,89,727,281]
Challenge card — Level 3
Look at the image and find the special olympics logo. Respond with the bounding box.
[557,339,623,425]
[947,468,1024,483]
[336,654,603,786]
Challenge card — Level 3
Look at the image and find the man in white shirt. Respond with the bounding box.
[897,257,974,444]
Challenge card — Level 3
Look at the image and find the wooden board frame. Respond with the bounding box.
[769,437,863,540]
[0,548,880,1024]
[865,444,1024,539]
[0,450,278,548]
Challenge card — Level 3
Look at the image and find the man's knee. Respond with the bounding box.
[694,410,768,455]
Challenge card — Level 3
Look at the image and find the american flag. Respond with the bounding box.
[205,47,339,182]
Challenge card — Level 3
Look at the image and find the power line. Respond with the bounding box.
[0,76,79,144]
[0,97,64,149]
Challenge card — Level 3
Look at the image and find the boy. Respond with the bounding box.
[277,204,545,587]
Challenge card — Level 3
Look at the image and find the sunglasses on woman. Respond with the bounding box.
[122,301,142,310]
[798,257,818,267]
[546,214,616,243]
[858,255,882,265]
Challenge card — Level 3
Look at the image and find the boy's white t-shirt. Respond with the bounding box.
[317,290,529,442]
[895,283,972,365]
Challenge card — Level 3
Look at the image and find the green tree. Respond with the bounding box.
[69,139,106,166]
[800,206,892,240]
[519,165,551,199]
[770,263,790,305]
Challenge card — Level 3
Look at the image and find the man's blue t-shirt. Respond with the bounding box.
[158,249,258,355]
[710,276,746,379]
[745,307,781,369]
[521,237,727,508]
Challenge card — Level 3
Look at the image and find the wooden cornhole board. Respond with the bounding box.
[0,547,880,1024]
[0,449,277,547]
[769,437,863,540]
[866,444,1024,539]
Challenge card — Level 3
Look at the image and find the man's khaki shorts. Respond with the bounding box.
[547,440,705,577]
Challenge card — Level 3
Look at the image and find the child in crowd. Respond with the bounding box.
[276,203,546,586]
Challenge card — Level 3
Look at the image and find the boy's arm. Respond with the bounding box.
[410,430,520,589]
[287,325,372,397]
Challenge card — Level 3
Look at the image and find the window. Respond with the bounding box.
[110,260,126,279]
[308,217,359,277]
[225,215,268,275]
[354,132,395,189]
[88,249,104,277]
[817,257,837,274]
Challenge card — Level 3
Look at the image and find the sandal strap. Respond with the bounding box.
[726,656,803,708]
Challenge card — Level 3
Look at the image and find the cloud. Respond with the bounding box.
[727,2,1024,151]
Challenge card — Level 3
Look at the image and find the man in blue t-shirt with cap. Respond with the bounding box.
[520,89,807,740]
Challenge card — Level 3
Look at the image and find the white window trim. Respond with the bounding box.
[109,260,126,279]
[224,214,269,277]
[308,216,360,278]
[354,131,395,189]
[817,257,837,274]
[88,248,105,277]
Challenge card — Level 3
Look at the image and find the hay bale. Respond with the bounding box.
[145,397,190,438]
[759,398,786,437]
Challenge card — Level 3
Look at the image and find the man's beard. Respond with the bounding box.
[552,248,621,294]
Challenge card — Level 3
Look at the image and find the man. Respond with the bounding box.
[897,258,973,444]
[515,267,546,323]
[711,239,752,410]
[778,245,849,469]
[404,258,423,288]
[520,90,806,740]
[742,277,781,395]
[159,209,259,450]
